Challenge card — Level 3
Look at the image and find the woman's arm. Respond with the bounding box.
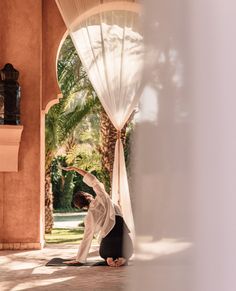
[65,212,95,265]
[75,213,95,263]
[61,166,107,197]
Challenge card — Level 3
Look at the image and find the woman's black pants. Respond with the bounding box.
[99,215,133,260]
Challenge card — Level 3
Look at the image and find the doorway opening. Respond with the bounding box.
[44,34,133,247]
[44,34,103,246]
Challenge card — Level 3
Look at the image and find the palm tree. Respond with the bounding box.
[99,108,128,190]
[45,94,98,233]
[45,35,98,233]
[45,35,133,232]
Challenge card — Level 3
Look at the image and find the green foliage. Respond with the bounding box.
[62,96,99,141]
[45,35,99,169]
[57,36,82,97]
[45,35,102,212]
[73,150,102,172]
[46,34,134,213]
[51,156,75,210]
[124,121,135,173]
[45,228,84,244]
[45,227,98,244]
[61,172,75,209]
[51,151,110,211]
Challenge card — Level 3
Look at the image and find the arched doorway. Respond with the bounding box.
[43,31,133,246]
[41,0,138,251]
[44,32,102,245]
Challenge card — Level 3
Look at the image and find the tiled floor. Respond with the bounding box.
[0,244,131,291]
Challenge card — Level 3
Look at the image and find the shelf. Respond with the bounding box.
[0,125,23,172]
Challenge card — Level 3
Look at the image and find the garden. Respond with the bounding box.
[45,35,133,242]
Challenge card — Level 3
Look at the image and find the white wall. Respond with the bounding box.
[129,1,236,290]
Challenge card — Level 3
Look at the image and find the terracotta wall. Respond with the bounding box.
[0,0,65,249]
[42,0,66,111]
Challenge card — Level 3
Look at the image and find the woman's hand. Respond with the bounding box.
[64,260,83,266]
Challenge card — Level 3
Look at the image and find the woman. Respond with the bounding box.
[61,166,133,267]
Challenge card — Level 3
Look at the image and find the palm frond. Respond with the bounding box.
[61,96,98,142]
[66,144,81,165]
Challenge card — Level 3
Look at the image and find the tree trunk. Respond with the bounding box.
[99,108,127,189]
[45,173,53,234]
[45,152,54,234]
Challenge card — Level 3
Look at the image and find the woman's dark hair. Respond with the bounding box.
[72,191,94,209]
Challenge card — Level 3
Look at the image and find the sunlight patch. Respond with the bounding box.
[6,261,39,271]
[135,237,192,261]
[11,276,75,291]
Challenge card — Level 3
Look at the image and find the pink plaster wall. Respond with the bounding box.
[42,0,66,111]
[0,0,66,247]
[0,0,43,244]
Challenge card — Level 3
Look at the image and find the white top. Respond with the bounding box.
[76,172,123,263]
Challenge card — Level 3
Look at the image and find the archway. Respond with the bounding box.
[44,32,101,245]
[44,30,131,243]
[41,0,140,251]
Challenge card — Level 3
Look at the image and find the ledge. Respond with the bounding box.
[0,242,43,250]
[0,125,24,172]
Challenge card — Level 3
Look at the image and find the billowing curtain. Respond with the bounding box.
[56,1,143,240]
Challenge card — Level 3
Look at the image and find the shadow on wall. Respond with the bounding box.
[132,0,191,239]
[130,0,193,290]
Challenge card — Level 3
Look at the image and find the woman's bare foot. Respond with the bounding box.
[106,257,127,267]
[106,257,116,267]
[115,257,126,267]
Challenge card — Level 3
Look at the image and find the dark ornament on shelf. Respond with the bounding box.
[0,63,21,125]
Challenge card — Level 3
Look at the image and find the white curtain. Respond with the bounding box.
[56,1,143,239]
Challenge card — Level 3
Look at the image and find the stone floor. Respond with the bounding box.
[0,244,131,291]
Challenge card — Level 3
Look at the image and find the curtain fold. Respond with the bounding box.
[56,1,143,240]
[112,138,135,239]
